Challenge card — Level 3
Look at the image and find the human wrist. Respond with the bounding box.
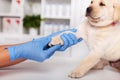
[8,45,23,61]
[8,46,16,61]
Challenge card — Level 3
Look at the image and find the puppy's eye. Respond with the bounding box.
[100,2,105,6]
[91,1,93,4]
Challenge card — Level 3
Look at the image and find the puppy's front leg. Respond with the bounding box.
[69,50,104,78]
[49,35,64,46]
[49,31,81,46]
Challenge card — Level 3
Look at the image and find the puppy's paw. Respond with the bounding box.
[68,71,84,78]
[49,35,63,46]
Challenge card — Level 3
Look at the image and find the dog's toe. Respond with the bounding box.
[68,71,84,78]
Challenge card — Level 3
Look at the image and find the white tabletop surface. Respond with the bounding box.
[0,56,120,80]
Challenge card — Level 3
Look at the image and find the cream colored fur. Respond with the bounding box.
[49,0,120,78]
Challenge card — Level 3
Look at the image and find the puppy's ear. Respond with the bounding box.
[113,3,120,21]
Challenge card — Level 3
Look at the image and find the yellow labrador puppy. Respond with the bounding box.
[49,0,120,78]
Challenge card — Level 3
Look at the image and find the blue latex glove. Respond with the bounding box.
[48,28,82,51]
[58,33,82,51]
[8,37,61,62]
[8,29,82,62]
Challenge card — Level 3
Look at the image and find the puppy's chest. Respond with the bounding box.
[85,27,120,50]
[85,26,120,61]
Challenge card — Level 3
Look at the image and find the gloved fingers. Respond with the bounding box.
[48,28,77,37]
[68,33,78,45]
[58,34,69,51]
[42,37,51,46]
[32,37,45,41]
[69,28,77,32]
[58,33,81,51]
[36,37,52,50]
[32,37,51,46]
[63,33,74,46]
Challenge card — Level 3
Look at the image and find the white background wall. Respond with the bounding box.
[71,0,91,27]
[70,0,91,60]
[24,0,41,15]
[0,0,11,13]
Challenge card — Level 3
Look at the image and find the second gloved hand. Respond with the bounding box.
[58,33,82,51]
[49,28,82,51]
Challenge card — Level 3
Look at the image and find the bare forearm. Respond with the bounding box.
[0,45,26,68]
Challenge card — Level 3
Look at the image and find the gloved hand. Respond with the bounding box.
[48,28,82,51]
[8,37,61,62]
[8,28,82,62]
[58,33,82,51]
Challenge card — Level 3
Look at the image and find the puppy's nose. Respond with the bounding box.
[86,7,92,14]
